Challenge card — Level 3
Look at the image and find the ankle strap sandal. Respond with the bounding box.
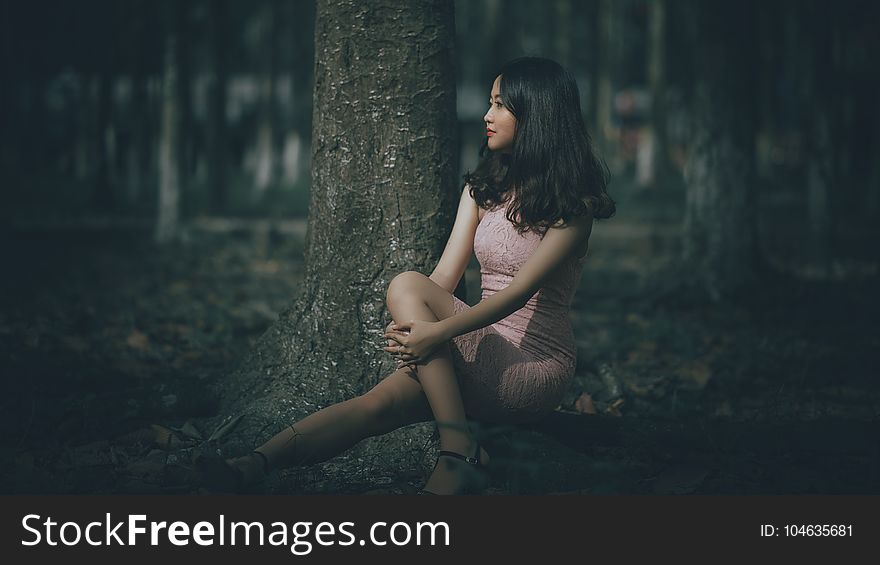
[417,443,487,495]
[251,450,270,475]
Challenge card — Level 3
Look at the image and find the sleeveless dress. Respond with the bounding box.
[448,199,588,424]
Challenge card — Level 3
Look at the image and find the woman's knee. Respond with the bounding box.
[386,271,426,305]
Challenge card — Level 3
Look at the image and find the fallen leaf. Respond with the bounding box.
[127,329,150,351]
[150,424,193,450]
[605,398,625,417]
[178,421,203,441]
[574,392,597,414]
[677,360,711,390]
[208,414,244,441]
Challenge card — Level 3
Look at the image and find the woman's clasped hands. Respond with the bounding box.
[383,319,446,367]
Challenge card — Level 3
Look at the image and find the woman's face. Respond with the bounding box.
[484,75,516,153]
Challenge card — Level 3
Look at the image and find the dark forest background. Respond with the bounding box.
[1,0,878,495]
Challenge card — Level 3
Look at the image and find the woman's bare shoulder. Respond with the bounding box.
[463,183,489,222]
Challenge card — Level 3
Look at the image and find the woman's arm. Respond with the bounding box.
[428,185,480,293]
[437,214,592,341]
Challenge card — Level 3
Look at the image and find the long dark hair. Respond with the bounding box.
[465,57,615,235]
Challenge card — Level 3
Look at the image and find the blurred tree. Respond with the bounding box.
[680,0,761,299]
[645,0,669,186]
[91,3,120,211]
[279,0,315,188]
[802,0,836,275]
[177,1,195,196]
[253,0,280,196]
[207,0,230,213]
[553,0,573,70]
[222,0,459,479]
[124,0,154,207]
[595,0,619,160]
[156,3,183,244]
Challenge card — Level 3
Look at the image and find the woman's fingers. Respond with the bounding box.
[383,332,408,345]
[383,344,409,356]
[382,343,418,365]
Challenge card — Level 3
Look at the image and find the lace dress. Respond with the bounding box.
[449,199,587,424]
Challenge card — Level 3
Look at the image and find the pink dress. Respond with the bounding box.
[449,199,587,424]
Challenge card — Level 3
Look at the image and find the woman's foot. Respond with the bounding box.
[420,445,490,495]
[194,450,270,492]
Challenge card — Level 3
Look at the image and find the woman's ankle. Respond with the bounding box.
[439,433,478,459]
[251,450,271,474]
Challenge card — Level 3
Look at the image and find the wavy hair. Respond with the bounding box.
[464,57,615,235]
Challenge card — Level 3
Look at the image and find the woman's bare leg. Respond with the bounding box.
[385,274,485,494]
[228,367,434,484]
[258,367,434,466]
[227,271,485,493]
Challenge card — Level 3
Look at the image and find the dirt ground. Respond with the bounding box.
[2,192,878,495]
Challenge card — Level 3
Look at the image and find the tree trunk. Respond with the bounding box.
[93,71,116,210]
[207,0,229,213]
[156,24,180,244]
[219,0,458,489]
[176,1,194,194]
[681,0,760,300]
[125,0,151,207]
[806,105,833,274]
[595,0,616,161]
[802,1,836,275]
[645,0,668,187]
[586,0,600,133]
[75,79,95,182]
[553,0,573,70]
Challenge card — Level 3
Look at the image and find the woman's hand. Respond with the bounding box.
[384,321,413,369]
[383,319,446,365]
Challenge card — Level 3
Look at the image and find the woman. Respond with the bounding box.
[198,57,614,495]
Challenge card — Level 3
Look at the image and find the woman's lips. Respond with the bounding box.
[487,131,495,137]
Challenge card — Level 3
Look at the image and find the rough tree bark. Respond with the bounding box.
[217,0,458,491]
[680,0,761,300]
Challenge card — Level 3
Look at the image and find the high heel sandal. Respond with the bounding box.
[194,450,270,493]
[417,442,488,495]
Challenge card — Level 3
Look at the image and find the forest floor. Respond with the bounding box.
[2,192,879,495]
